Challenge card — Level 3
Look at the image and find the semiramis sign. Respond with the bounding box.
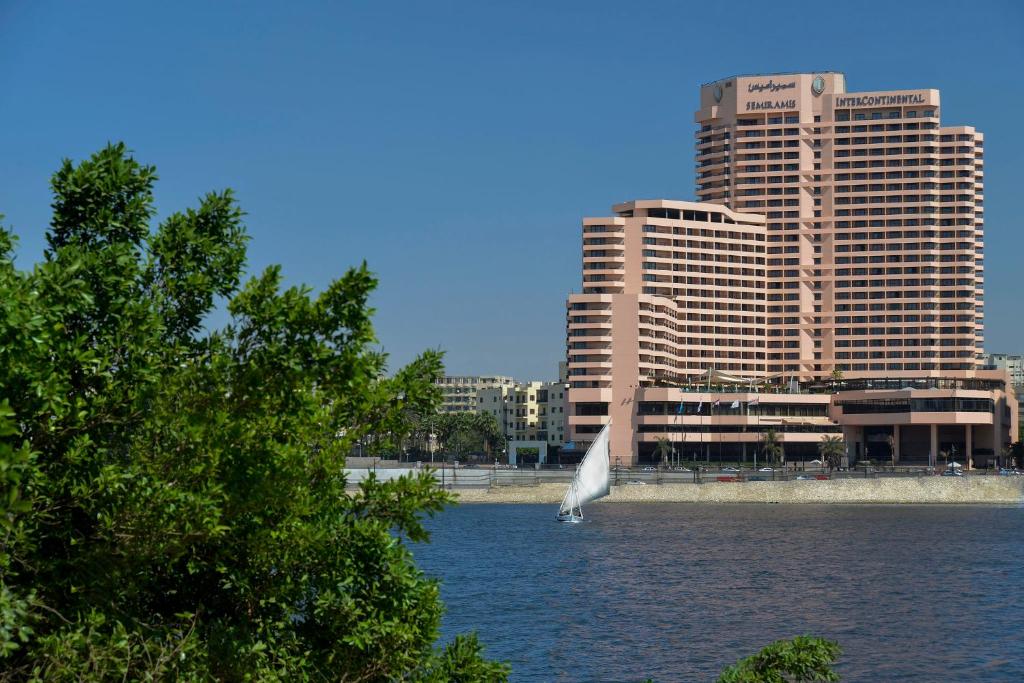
[745,99,797,111]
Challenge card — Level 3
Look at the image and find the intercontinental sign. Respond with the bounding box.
[835,93,926,107]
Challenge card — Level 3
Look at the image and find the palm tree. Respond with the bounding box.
[654,437,672,469]
[829,367,844,393]
[818,435,845,473]
[762,428,782,466]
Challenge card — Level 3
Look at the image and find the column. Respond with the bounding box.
[893,424,901,463]
[929,424,938,469]
[965,424,973,471]
[993,422,1000,469]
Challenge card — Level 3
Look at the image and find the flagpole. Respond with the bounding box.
[717,398,722,471]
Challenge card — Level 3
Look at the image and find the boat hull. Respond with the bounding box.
[556,513,584,523]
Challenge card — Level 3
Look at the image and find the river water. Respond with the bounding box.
[414,503,1024,682]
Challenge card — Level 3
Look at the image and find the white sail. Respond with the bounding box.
[558,422,611,515]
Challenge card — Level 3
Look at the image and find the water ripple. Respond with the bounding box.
[414,504,1024,682]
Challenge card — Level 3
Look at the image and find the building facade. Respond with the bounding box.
[565,199,1015,467]
[565,72,1015,468]
[695,72,984,380]
[479,378,569,449]
[435,375,516,413]
[980,353,1024,394]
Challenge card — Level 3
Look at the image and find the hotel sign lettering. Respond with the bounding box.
[747,79,795,93]
[745,99,797,111]
[743,79,798,111]
[834,93,926,107]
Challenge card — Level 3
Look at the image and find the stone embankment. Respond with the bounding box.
[455,477,1024,505]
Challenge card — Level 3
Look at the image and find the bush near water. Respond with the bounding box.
[0,144,508,681]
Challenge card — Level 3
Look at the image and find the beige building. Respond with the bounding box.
[564,72,1016,468]
[435,375,515,413]
[478,378,569,448]
[695,72,984,380]
[565,198,1015,467]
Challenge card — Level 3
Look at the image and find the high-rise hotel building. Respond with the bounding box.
[566,73,1015,467]
[695,72,983,380]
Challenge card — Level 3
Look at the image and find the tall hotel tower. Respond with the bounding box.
[566,73,1014,467]
[695,73,983,380]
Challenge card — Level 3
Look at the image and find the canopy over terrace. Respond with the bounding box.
[650,367,791,390]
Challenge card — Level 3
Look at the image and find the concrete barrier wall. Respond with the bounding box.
[454,478,1024,505]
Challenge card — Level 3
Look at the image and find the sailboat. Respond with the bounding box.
[556,422,611,523]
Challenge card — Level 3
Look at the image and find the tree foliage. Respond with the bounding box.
[817,435,845,472]
[654,438,672,467]
[0,144,507,681]
[433,412,503,459]
[717,636,841,683]
[761,429,783,466]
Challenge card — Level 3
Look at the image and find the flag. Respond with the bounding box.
[676,401,684,414]
[749,398,759,407]
[696,401,703,413]
[730,400,739,409]
[713,399,721,408]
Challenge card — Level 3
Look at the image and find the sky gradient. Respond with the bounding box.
[1,0,1022,380]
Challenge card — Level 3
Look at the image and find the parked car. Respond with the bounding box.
[722,467,739,473]
[941,469,963,477]
[626,480,647,485]
[758,467,774,472]
[673,467,692,472]
[641,466,656,472]
[795,474,814,480]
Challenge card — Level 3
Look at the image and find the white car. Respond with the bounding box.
[722,467,739,473]
[641,466,656,472]
[626,480,647,485]
[758,467,774,472]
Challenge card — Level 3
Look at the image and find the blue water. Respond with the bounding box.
[414,503,1024,682]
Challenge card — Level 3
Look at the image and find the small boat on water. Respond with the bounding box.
[556,422,611,523]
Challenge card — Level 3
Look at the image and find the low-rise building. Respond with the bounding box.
[478,375,569,449]
[980,353,1024,394]
[435,375,515,413]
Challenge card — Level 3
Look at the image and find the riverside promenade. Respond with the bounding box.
[453,478,1024,505]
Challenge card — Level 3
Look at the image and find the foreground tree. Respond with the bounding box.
[0,144,507,681]
[717,636,841,683]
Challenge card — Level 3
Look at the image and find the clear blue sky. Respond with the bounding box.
[1,0,1022,380]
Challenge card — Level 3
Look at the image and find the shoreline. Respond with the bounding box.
[453,478,1024,505]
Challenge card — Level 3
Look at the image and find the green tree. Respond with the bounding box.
[654,437,673,468]
[829,367,844,393]
[434,411,503,460]
[762,428,783,467]
[0,144,507,681]
[818,435,845,472]
[717,636,841,683]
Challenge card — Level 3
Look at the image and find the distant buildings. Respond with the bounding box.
[435,375,515,413]
[478,380,567,448]
[436,371,569,449]
[565,71,1018,468]
[980,353,1024,394]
